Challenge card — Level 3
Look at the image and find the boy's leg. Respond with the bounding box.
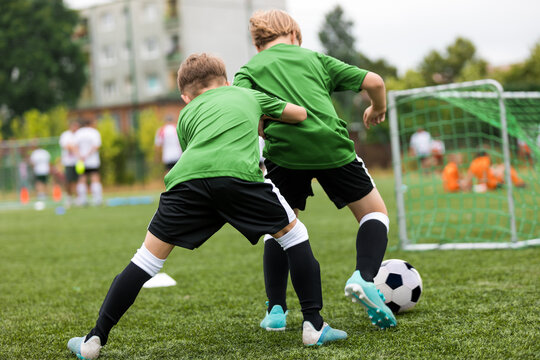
[344,188,396,329]
[347,188,388,282]
[262,207,297,316]
[90,172,103,206]
[261,160,311,326]
[76,174,88,206]
[271,219,347,345]
[68,232,172,359]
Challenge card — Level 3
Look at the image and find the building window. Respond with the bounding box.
[143,3,158,22]
[146,74,161,94]
[103,80,117,97]
[100,44,116,66]
[142,37,160,59]
[100,12,115,32]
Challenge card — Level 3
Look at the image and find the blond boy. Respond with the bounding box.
[234,9,396,330]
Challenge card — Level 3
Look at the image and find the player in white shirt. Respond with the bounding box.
[74,119,103,206]
[59,120,79,206]
[154,116,182,173]
[29,146,51,200]
[409,128,433,169]
[430,138,445,166]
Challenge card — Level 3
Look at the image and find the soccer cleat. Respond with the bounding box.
[344,270,397,330]
[67,335,102,360]
[302,321,347,346]
[260,304,288,331]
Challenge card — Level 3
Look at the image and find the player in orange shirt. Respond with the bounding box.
[442,153,463,192]
[466,152,500,190]
[464,152,526,191]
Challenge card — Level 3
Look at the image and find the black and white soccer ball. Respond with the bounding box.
[373,259,423,313]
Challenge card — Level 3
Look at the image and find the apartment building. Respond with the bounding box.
[76,0,285,109]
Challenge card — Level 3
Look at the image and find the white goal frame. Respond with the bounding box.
[388,79,540,250]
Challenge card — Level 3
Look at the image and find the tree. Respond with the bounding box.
[0,0,86,119]
[318,5,397,128]
[500,41,540,91]
[419,37,486,85]
[10,106,68,139]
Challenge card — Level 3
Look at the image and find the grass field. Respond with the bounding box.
[1,172,539,359]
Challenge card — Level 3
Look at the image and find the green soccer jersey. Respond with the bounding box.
[164,86,287,191]
[233,43,368,169]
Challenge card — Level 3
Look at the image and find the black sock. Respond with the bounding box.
[356,219,388,282]
[285,241,323,331]
[86,262,151,345]
[263,238,289,312]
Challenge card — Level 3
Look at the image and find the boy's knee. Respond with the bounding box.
[273,220,308,250]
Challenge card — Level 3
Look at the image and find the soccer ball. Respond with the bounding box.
[373,259,423,313]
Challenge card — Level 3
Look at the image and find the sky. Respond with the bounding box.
[65,0,540,75]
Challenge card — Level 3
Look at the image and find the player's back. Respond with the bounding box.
[164,86,284,191]
[234,44,367,169]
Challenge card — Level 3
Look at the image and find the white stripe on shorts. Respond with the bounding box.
[356,154,375,187]
[263,178,296,241]
[264,178,296,223]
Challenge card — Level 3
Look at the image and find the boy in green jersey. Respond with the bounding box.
[233,10,397,330]
[67,53,347,359]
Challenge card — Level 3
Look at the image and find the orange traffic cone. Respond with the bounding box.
[20,187,30,204]
[52,184,62,202]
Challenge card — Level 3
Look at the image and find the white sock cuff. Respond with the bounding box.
[263,234,273,242]
[274,220,309,250]
[359,212,389,234]
[131,243,165,277]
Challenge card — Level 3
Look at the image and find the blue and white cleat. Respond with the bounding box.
[344,270,397,330]
[67,335,102,360]
[302,321,347,346]
[260,304,288,331]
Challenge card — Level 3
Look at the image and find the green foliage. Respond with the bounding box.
[97,114,124,185]
[419,37,487,85]
[0,0,86,117]
[9,106,68,139]
[137,109,161,162]
[500,41,540,90]
[386,70,427,91]
[136,108,163,180]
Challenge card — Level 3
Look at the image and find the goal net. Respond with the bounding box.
[388,80,539,250]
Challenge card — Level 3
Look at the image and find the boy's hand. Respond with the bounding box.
[363,105,386,130]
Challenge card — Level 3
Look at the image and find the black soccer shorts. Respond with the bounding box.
[264,156,375,210]
[147,177,295,249]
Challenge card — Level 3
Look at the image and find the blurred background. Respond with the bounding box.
[1,0,539,197]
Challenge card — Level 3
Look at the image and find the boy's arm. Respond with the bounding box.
[279,103,307,124]
[361,72,387,130]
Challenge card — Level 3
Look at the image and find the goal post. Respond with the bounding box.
[388,79,540,250]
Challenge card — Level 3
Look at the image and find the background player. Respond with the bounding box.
[29,144,51,200]
[234,9,396,330]
[154,115,183,174]
[59,120,79,207]
[74,118,102,206]
[67,53,346,360]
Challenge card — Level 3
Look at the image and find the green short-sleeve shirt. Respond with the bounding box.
[234,43,368,169]
[164,86,287,190]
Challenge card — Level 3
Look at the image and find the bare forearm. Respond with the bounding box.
[362,72,386,111]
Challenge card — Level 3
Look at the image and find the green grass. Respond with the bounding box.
[1,173,539,359]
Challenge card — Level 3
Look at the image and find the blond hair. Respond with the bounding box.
[177,53,228,97]
[249,9,302,48]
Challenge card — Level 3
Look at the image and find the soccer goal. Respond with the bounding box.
[388,79,540,250]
